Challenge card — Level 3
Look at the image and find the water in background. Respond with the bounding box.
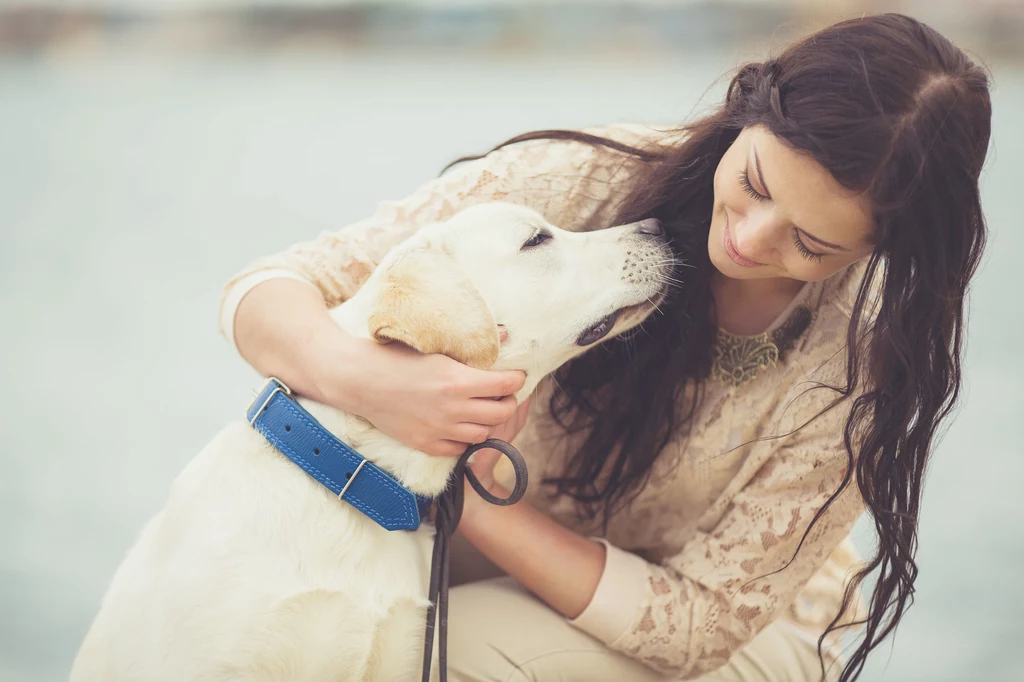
[1,47,1022,681]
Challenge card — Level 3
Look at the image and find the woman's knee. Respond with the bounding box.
[442,577,666,682]
[442,578,551,682]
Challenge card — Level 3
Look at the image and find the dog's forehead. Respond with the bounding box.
[453,203,548,230]
[439,208,548,255]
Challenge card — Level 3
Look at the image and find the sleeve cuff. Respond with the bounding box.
[567,538,651,646]
[219,269,319,353]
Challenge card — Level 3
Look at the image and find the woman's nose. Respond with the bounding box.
[733,210,777,256]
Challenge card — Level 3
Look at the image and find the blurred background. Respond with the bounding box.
[1,0,1022,680]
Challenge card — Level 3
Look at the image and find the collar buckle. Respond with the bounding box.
[247,376,292,425]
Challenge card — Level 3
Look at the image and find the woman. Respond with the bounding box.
[221,13,991,682]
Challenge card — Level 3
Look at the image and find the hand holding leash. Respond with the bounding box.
[466,397,531,492]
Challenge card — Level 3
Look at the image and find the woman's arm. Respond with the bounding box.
[220,132,612,455]
[232,277,526,457]
[461,480,606,619]
[457,409,610,619]
[460,394,866,679]
[233,277,360,409]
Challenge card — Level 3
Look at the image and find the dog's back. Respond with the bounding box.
[71,202,674,681]
[71,422,434,682]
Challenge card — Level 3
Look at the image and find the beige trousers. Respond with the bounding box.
[435,532,838,682]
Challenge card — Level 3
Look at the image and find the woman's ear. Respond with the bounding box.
[367,248,500,369]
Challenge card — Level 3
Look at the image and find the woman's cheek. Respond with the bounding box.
[788,257,849,283]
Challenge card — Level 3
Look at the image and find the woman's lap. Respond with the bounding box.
[439,533,834,682]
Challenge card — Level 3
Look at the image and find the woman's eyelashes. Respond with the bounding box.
[792,231,825,262]
[737,169,827,263]
[738,169,768,201]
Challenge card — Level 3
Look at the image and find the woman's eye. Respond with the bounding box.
[738,169,769,202]
[521,232,552,249]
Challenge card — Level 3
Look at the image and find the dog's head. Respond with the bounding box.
[360,202,675,397]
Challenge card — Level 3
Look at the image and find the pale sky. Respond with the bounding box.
[1,0,1007,15]
[0,0,832,9]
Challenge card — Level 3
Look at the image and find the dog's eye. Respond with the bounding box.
[521,231,552,250]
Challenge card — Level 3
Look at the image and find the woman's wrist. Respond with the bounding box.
[459,482,505,531]
[310,331,380,416]
[457,482,604,619]
[461,479,512,528]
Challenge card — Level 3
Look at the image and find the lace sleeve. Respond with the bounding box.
[217,129,639,344]
[576,392,865,678]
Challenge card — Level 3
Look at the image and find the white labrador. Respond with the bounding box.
[71,202,674,682]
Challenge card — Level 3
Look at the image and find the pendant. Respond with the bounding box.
[710,306,813,387]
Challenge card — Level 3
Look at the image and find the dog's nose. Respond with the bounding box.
[635,218,663,237]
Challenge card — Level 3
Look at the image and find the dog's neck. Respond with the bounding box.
[293,292,546,499]
[297,398,457,499]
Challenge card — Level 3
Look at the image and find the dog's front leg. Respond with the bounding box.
[364,597,433,682]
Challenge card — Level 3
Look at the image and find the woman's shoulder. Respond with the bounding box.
[824,258,884,321]
[811,258,885,349]
[780,259,884,388]
[487,121,679,231]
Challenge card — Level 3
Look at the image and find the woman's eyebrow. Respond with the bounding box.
[752,146,774,201]
[753,145,851,253]
[797,227,850,252]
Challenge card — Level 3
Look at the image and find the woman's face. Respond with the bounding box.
[709,125,875,284]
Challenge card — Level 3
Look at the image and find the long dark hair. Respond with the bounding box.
[448,13,991,682]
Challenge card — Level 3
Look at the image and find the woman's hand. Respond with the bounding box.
[233,278,526,458]
[324,336,527,459]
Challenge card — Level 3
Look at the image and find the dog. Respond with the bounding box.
[70,202,674,682]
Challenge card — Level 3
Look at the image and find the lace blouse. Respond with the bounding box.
[219,123,872,678]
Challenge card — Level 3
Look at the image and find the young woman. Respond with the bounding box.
[221,13,992,682]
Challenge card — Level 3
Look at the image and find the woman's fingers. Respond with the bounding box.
[426,439,473,459]
[459,395,519,426]
[451,423,493,445]
[466,369,527,398]
[470,447,502,473]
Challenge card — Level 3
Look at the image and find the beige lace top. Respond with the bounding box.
[220,123,872,678]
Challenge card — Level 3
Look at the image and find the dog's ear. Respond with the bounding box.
[368,247,500,369]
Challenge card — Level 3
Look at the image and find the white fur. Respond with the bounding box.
[71,203,673,682]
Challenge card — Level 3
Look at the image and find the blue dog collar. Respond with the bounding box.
[246,377,431,531]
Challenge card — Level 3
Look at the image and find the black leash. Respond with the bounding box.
[420,438,528,682]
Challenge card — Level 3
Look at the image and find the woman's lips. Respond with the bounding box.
[723,214,764,268]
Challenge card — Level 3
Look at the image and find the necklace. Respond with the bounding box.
[710,306,813,387]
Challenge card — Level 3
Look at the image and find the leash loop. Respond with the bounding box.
[420,438,528,682]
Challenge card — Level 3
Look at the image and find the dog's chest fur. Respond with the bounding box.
[71,202,671,682]
[72,412,442,681]
[73,280,472,681]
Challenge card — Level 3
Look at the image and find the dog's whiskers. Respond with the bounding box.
[656,274,685,287]
[642,292,665,317]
